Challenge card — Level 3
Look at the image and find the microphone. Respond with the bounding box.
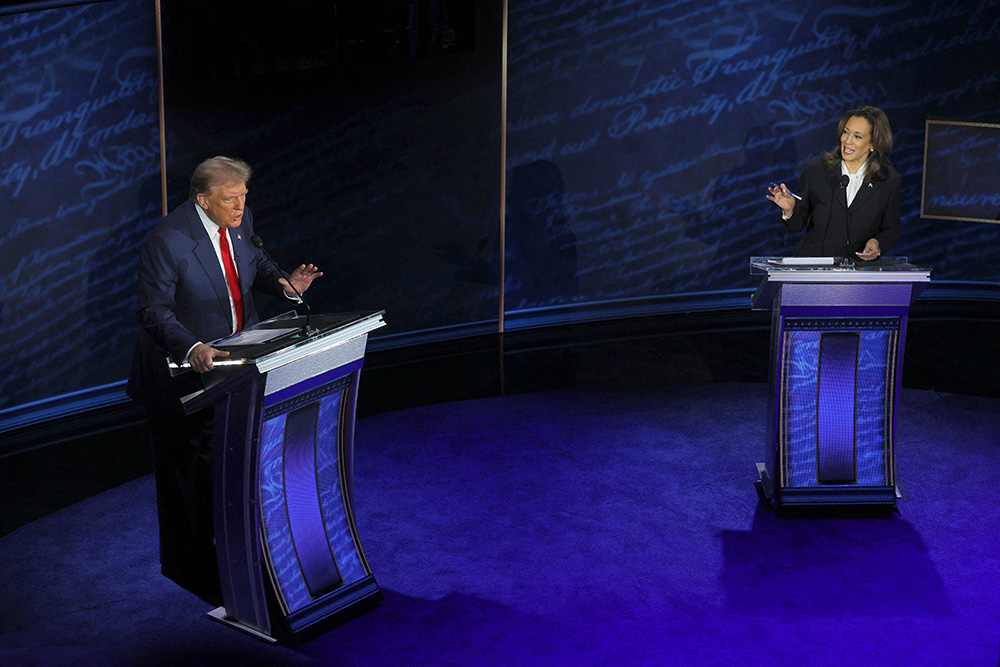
[250,233,315,336]
[839,175,853,258]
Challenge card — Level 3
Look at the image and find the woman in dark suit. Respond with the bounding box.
[767,106,901,260]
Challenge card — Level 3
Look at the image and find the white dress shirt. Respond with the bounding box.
[195,204,242,335]
[841,159,868,207]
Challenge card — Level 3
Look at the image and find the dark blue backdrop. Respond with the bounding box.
[2,0,999,422]
[503,0,1000,319]
[0,0,160,418]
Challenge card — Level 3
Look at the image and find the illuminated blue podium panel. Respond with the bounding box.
[750,259,930,508]
[178,311,386,641]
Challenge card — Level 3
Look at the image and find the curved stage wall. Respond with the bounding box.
[0,0,161,426]
[2,0,999,429]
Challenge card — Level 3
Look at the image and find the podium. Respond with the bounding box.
[750,258,930,508]
[174,311,386,641]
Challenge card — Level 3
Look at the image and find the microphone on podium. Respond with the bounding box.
[839,175,853,258]
[250,234,316,336]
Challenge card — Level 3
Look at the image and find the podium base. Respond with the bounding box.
[207,607,278,643]
[754,462,772,504]
[755,462,900,508]
[208,577,384,643]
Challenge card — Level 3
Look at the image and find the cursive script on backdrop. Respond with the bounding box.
[0,0,161,412]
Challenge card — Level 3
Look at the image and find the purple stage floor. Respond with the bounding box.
[2,383,999,666]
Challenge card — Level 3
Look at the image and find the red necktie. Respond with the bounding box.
[218,227,244,332]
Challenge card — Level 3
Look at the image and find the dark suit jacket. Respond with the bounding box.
[782,156,902,257]
[127,200,287,405]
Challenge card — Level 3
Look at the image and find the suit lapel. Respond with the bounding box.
[828,167,847,210]
[829,164,878,211]
[230,229,252,287]
[850,178,877,211]
[184,202,235,319]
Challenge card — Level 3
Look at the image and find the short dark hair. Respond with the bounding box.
[189,156,252,201]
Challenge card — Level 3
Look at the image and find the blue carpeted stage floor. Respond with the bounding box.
[2,382,998,665]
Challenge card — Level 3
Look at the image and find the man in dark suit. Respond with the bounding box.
[768,106,902,259]
[127,156,321,604]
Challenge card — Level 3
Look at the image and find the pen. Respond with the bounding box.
[769,182,802,201]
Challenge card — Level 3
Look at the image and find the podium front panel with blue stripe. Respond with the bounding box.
[179,311,385,641]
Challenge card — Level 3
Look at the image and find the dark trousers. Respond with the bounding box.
[146,402,222,606]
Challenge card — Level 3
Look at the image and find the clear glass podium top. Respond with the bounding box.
[749,258,931,310]
[750,256,931,276]
[168,310,386,374]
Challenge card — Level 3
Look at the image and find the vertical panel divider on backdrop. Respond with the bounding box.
[154,0,168,217]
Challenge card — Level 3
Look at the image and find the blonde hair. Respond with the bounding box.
[189,156,252,201]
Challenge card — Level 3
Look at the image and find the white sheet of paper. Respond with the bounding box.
[779,257,835,266]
